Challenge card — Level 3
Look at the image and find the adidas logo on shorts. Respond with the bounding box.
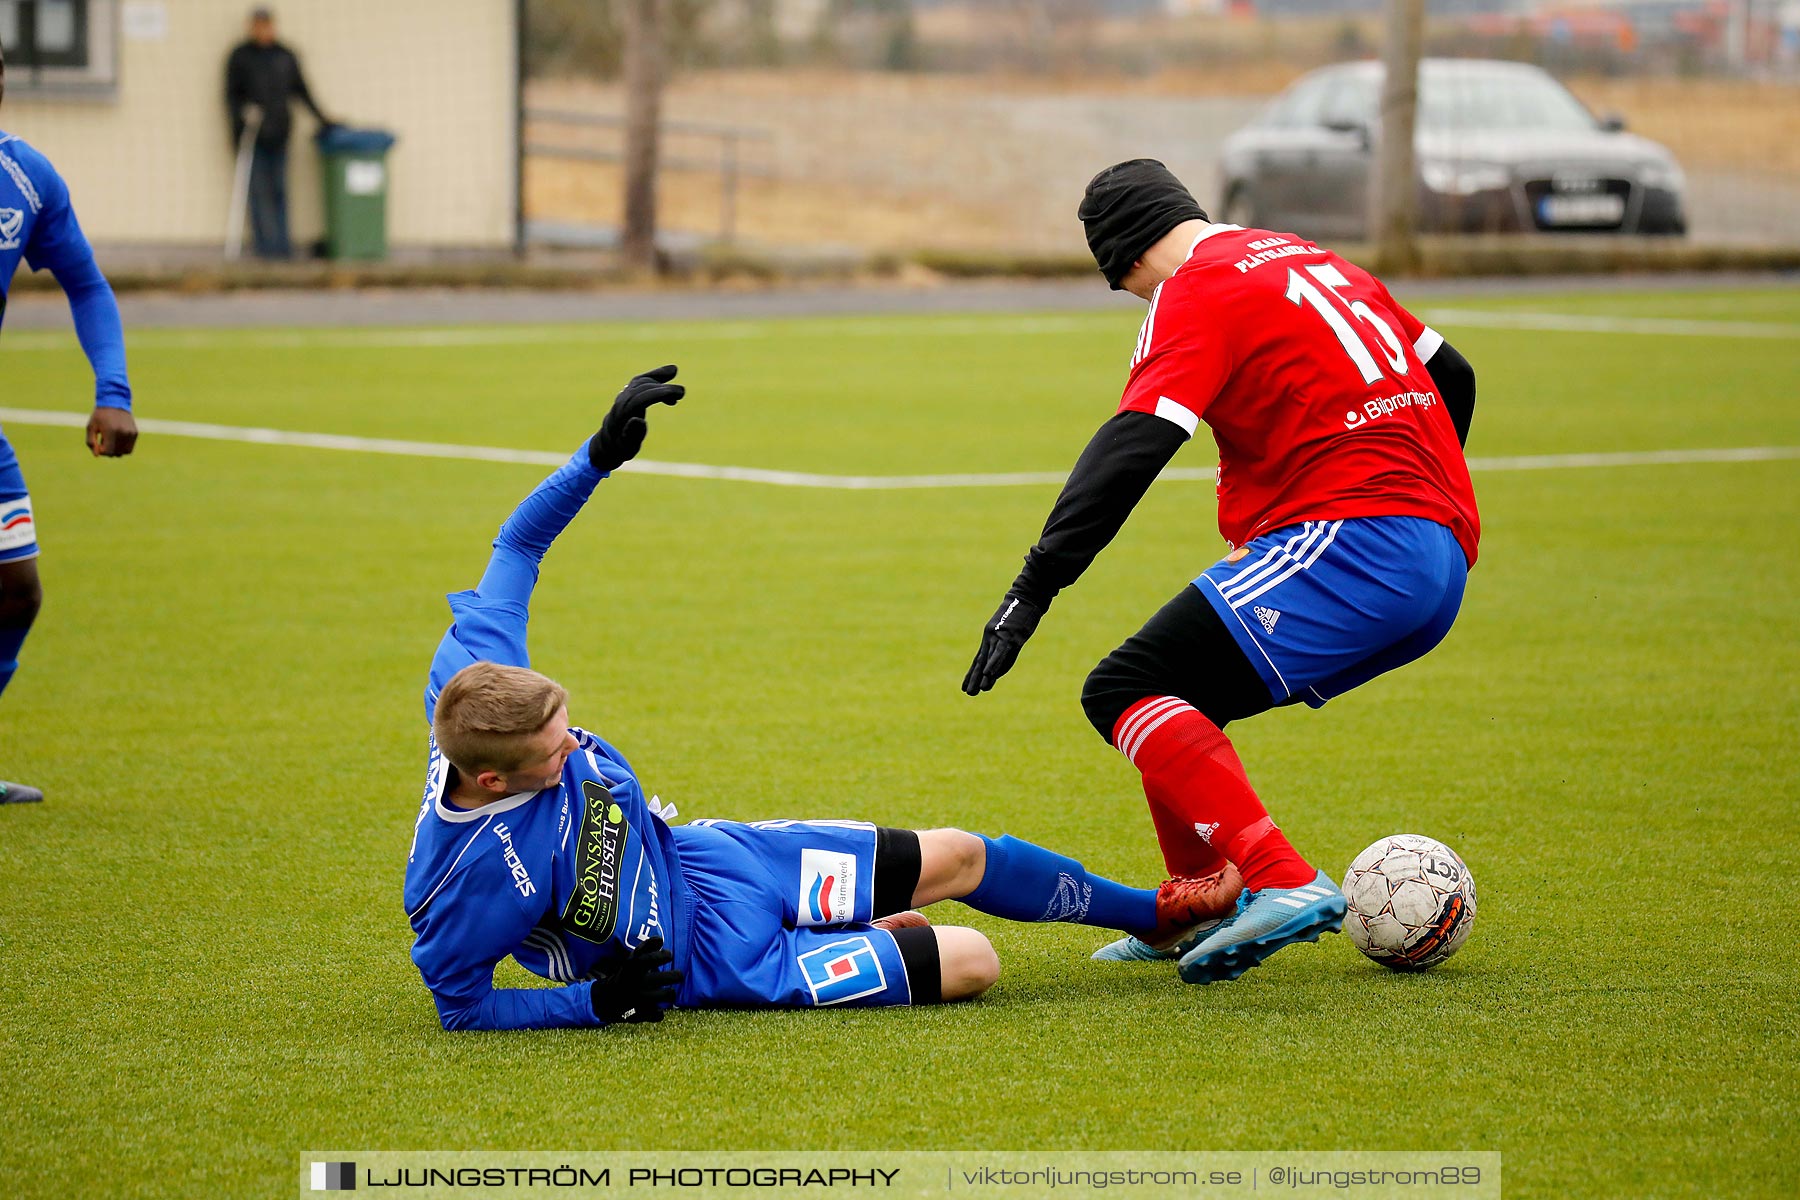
[1253,605,1281,634]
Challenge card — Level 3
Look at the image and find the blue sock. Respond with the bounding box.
[961,834,1157,931]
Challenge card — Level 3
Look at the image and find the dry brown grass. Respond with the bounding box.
[525,157,1017,252]
[1565,78,1800,177]
[526,69,1800,251]
[721,68,1800,174]
[638,61,1309,101]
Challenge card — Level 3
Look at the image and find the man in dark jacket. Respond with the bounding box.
[224,7,333,259]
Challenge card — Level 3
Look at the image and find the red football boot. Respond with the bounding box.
[1094,864,1246,960]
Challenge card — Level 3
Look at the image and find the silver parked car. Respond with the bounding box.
[1218,58,1687,238]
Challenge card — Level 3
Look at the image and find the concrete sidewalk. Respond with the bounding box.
[3,271,1795,331]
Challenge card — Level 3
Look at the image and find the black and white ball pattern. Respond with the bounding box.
[1342,834,1477,971]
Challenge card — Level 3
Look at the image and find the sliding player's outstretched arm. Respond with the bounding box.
[423,366,683,722]
[410,367,683,1033]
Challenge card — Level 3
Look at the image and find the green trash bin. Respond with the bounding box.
[317,126,397,260]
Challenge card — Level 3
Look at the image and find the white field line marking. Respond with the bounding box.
[1463,446,1800,470]
[1419,308,1800,339]
[4,407,1796,489]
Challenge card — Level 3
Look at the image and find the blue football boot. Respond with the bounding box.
[0,780,44,804]
[1092,934,1183,962]
[1176,868,1344,984]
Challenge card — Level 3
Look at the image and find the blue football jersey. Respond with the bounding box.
[0,130,132,407]
[401,450,690,1031]
[0,131,82,302]
[403,723,689,1031]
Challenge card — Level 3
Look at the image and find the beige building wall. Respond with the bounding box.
[5,0,517,250]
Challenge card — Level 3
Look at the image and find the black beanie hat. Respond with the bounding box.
[1079,159,1209,290]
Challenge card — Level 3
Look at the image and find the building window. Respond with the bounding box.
[0,0,117,95]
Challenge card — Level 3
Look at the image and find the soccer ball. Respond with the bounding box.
[1341,834,1477,971]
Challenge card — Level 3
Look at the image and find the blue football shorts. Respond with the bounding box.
[671,819,920,1009]
[1194,515,1467,709]
[0,431,37,564]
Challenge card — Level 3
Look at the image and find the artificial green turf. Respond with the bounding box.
[1,289,1796,1198]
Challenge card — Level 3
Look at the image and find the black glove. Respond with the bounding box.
[589,365,684,472]
[588,935,684,1024]
[961,592,1045,696]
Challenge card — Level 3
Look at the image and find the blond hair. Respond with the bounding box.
[432,661,569,774]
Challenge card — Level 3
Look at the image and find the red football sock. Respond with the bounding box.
[1143,788,1227,878]
[1112,696,1316,891]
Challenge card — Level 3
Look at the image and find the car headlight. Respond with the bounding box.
[1420,160,1511,196]
[1638,159,1685,192]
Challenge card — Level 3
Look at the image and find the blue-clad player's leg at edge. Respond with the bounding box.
[0,46,139,805]
[402,369,1245,1032]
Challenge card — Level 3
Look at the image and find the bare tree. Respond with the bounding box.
[621,0,666,274]
[1369,0,1425,273]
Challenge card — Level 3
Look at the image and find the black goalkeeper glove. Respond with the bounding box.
[588,365,684,473]
[588,936,684,1024]
[961,592,1046,696]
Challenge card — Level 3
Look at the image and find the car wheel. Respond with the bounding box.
[1221,184,1260,228]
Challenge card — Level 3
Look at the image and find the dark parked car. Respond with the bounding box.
[1218,59,1687,238]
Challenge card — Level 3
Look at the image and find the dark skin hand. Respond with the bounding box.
[86,407,138,458]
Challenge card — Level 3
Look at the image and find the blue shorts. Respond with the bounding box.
[671,820,918,1009]
[1195,516,1466,709]
[0,432,36,564]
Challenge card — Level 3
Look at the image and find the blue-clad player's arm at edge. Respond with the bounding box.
[55,257,129,403]
[20,155,138,455]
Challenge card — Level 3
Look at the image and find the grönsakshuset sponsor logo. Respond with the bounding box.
[562,781,629,944]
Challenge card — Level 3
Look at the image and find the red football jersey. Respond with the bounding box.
[1119,225,1480,566]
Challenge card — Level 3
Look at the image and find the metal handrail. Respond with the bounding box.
[522,143,774,178]
[526,108,774,141]
[523,108,773,243]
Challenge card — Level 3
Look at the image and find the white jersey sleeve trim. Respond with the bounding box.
[1414,326,1445,362]
[1153,396,1200,437]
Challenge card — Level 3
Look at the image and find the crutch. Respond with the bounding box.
[225,106,264,260]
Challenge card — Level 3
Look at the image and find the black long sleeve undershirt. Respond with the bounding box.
[1425,338,1476,446]
[1009,411,1189,609]
[1010,337,1473,610]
